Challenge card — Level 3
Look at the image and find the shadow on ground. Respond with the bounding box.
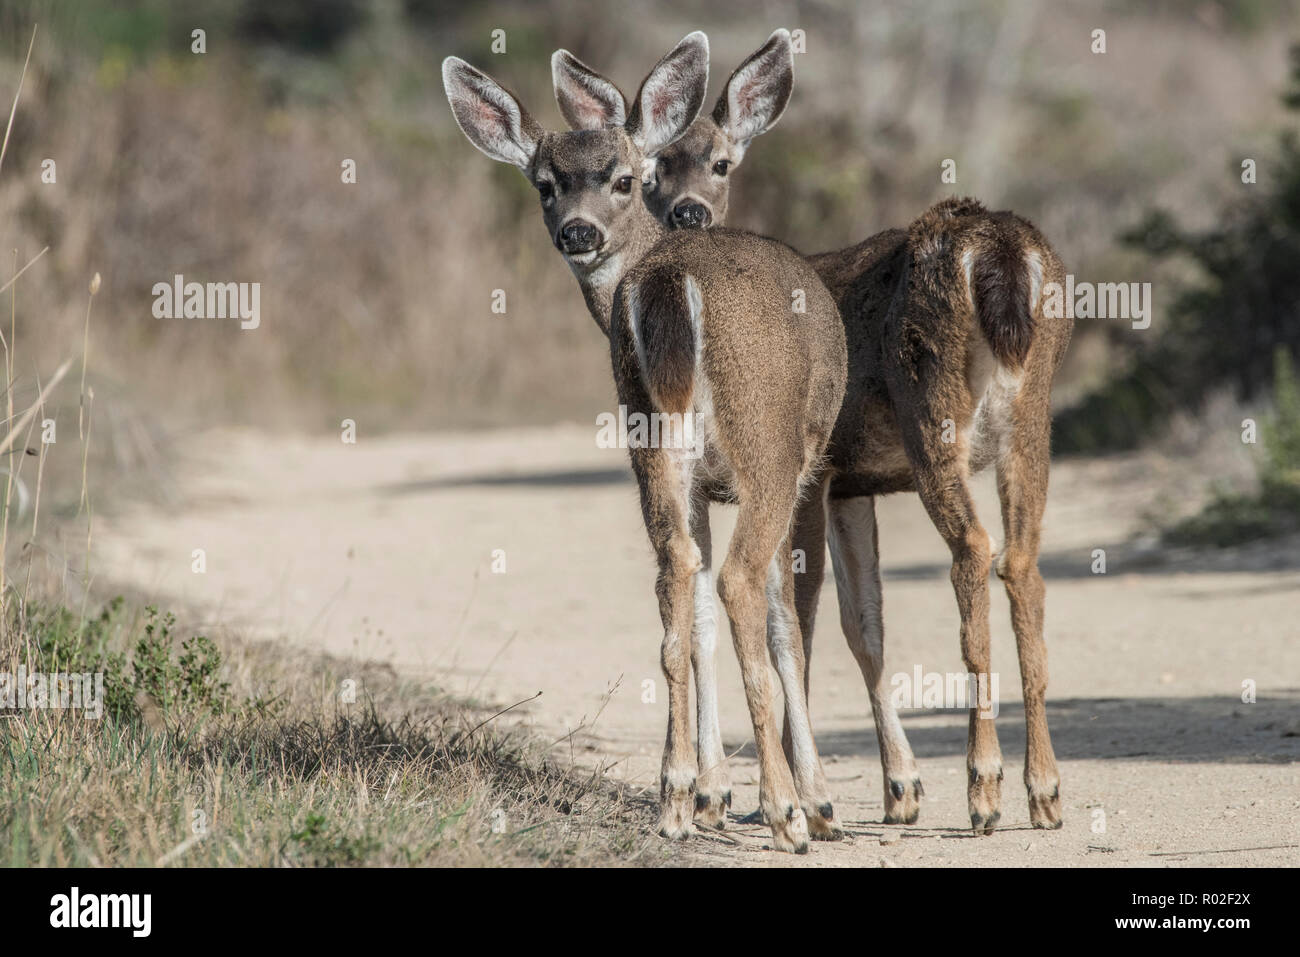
[727,692,1300,764]
[380,467,632,495]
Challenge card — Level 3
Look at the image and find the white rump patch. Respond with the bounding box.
[966,341,1025,474]
[625,282,650,390]
[962,249,975,310]
[1024,249,1044,315]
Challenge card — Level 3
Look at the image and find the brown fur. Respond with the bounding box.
[447,36,850,852]
[630,264,697,414]
[648,45,1073,830]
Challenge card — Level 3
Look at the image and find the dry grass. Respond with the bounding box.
[0,599,667,867]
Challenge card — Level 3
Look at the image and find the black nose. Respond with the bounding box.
[557,219,602,254]
[670,202,710,229]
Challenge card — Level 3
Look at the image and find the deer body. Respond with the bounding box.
[639,32,1071,832]
[445,33,847,852]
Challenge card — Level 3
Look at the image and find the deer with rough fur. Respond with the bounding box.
[443,33,849,852]
[616,29,1073,834]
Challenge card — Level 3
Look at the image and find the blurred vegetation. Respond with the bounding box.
[1056,42,1300,454]
[1164,348,1300,545]
[0,0,1294,440]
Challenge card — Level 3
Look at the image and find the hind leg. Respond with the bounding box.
[898,422,1003,834]
[784,485,826,761]
[826,494,924,824]
[718,484,811,854]
[996,410,1062,829]
[629,447,702,841]
[688,502,731,828]
[768,515,841,840]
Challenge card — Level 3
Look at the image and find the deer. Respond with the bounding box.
[623,29,1073,834]
[443,32,850,853]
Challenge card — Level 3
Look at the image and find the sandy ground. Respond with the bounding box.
[90,425,1300,867]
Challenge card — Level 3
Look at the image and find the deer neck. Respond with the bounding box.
[571,202,666,337]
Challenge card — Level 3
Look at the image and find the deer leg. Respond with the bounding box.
[899,413,1003,834]
[768,514,842,840]
[783,481,825,772]
[996,410,1062,829]
[632,447,701,841]
[825,494,924,824]
[922,473,1001,834]
[717,488,809,854]
[688,501,731,828]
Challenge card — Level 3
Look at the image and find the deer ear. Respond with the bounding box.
[712,29,793,156]
[442,57,543,170]
[626,31,709,157]
[552,50,626,130]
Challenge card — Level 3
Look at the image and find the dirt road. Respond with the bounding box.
[91,425,1300,866]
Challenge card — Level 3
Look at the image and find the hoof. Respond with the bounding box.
[807,801,844,841]
[968,764,1003,835]
[1028,780,1062,829]
[659,772,696,840]
[883,777,924,825]
[658,819,696,841]
[693,789,731,829]
[769,804,810,854]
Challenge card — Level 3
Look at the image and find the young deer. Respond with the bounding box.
[443,33,848,852]
[634,31,1072,834]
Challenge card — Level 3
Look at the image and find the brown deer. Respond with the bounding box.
[632,30,1072,834]
[444,33,849,852]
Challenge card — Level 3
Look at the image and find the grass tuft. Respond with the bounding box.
[1,598,665,867]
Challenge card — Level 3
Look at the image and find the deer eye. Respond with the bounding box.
[614,175,634,194]
[537,181,554,203]
[712,160,730,176]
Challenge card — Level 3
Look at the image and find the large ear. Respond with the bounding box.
[552,50,627,130]
[442,56,543,170]
[625,31,709,157]
[711,29,792,153]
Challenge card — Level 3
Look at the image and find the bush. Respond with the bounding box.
[24,599,233,724]
[1056,44,1300,453]
[1165,347,1300,545]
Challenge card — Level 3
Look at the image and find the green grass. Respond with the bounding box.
[1,597,665,867]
